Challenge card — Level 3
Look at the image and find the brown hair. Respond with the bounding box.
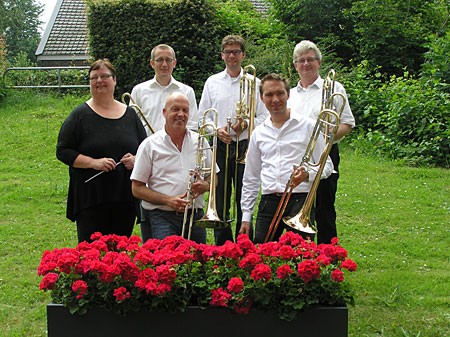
[260,73,290,96]
[88,59,117,78]
[221,35,246,53]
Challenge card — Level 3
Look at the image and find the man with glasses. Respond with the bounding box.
[198,35,268,245]
[288,40,355,244]
[131,44,198,135]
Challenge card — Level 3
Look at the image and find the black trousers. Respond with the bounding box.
[254,193,315,244]
[315,143,340,244]
[76,202,136,243]
[213,139,252,245]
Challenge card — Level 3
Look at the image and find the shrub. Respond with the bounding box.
[343,62,449,168]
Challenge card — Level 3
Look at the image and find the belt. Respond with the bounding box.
[261,193,306,200]
[146,208,203,216]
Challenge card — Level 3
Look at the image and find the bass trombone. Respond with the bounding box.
[121,92,155,135]
[264,70,345,242]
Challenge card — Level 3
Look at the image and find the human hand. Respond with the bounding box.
[168,192,190,212]
[92,157,117,172]
[190,174,209,199]
[230,118,247,137]
[291,166,309,187]
[120,153,135,170]
[239,221,252,235]
[217,126,232,144]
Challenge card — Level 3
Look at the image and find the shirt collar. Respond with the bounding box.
[296,75,323,92]
[220,68,244,81]
[149,76,180,89]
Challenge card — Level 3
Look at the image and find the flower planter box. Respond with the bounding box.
[47,303,347,337]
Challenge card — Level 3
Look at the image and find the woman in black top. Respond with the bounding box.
[56,59,147,243]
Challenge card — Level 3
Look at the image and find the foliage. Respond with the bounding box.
[342,61,450,167]
[0,0,43,63]
[214,0,292,79]
[268,0,355,65]
[348,0,447,76]
[38,232,356,321]
[86,0,221,98]
[269,0,448,77]
[421,31,450,90]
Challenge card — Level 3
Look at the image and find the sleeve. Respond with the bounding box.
[130,139,152,183]
[56,107,81,166]
[334,82,355,127]
[240,134,262,223]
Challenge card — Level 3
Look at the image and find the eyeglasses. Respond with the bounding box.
[294,57,318,64]
[222,50,242,55]
[89,74,113,81]
[154,58,174,64]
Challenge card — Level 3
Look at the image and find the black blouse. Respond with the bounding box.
[56,103,147,221]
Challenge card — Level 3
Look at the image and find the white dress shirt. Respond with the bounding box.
[131,76,199,134]
[198,68,268,141]
[241,115,334,223]
[287,76,355,139]
[131,129,217,211]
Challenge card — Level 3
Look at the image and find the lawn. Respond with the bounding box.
[0,91,448,336]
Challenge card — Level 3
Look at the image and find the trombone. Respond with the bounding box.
[121,92,155,135]
[264,70,345,242]
[182,108,226,238]
[235,64,257,164]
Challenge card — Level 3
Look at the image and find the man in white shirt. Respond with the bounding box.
[131,44,198,134]
[198,35,268,245]
[240,73,333,243]
[287,40,355,244]
[131,93,213,244]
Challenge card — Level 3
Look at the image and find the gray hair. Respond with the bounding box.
[293,40,322,63]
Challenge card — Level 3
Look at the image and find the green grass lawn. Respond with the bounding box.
[0,91,449,336]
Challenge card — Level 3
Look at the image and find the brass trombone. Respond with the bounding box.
[182,108,226,234]
[235,64,257,164]
[121,92,155,135]
[264,70,346,242]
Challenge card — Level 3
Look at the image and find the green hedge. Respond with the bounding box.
[87,0,222,98]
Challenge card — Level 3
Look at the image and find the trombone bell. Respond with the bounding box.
[283,212,316,234]
[195,208,227,229]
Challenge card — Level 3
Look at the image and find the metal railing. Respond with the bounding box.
[3,66,90,89]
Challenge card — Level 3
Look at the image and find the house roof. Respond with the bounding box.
[35,0,89,65]
[35,0,269,65]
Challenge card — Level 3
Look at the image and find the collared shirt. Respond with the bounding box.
[287,76,355,136]
[241,115,334,223]
[131,76,199,134]
[198,68,269,141]
[131,129,218,211]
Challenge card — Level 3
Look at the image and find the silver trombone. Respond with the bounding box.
[121,92,155,135]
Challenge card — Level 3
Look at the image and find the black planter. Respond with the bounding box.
[47,303,348,337]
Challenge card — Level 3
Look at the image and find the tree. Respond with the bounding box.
[268,0,356,65]
[0,0,43,63]
[348,0,448,76]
